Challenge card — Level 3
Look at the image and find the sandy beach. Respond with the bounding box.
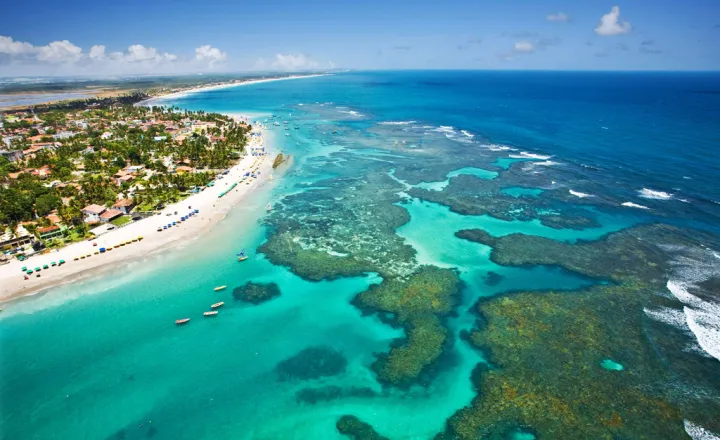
[0,124,276,303]
[137,73,329,106]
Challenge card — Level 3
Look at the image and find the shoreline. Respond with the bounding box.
[0,121,278,304]
[136,73,329,107]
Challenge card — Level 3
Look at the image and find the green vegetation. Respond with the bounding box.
[337,415,390,440]
[1,100,250,249]
[232,281,282,304]
[110,216,131,227]
[354,266,462,387]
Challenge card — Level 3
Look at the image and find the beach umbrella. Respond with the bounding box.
[35,267,41,271]
[21,266,27,271]
[59,260,65,264]
[43,264,49,269]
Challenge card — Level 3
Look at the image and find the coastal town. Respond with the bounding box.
[0,94,255,267]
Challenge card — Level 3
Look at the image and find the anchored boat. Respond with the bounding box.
[204,311,218,317]
[214,285,227,292]
[176,318,190,325]
[211,302,224,309]
[237,249,248,262]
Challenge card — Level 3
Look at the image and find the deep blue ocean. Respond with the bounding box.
[1,71,719,439]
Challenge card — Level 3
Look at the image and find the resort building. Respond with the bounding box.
[37,225,66,240]
[0,225,33,250]
[112,198,136,214]
[99,209,123,223]
[82,204,107,223]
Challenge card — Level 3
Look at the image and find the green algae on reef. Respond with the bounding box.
[455,224,678,282]
[408,174,601,231]
[276,346,348,381]
[440,223,720,438]
[337,415,390,440]
[295,385,376,404]
[259,169,418,281]
[232,281,281,304]
[353,266,463,387]
[438,285,688,440]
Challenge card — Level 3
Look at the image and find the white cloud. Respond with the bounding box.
[89,45,106,60]
[595,6,631,36]
[36,40,83,63]
[271,53,319,70]
[195,45,227,66]
[513,41,535,53]
[125,44,176,63]
[547,12,570,22]
[0,35,34,55]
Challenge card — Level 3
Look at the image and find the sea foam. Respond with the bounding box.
[569,190,593,198]
[654,245,720,362]
[509,151,553,160]
[639,188,673,200]
[460,130,474,138]
[483,144,514,151]
[379,121,417,125]
[685,420,720,440]
[621,202,650,209]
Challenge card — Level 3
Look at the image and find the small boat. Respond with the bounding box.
[237,249,248,262]
[266,203,272,211]
[204,311,218,317]
[214,285,227,292]
[285,133,290,137]
[176,318,190,325]
[211,302,224,309]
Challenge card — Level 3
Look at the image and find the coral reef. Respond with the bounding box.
[438,224,720,438]
[353,266,462,387]
[337,415,390,440]
[276,346,348,381]
[232,281,281,304]
[295,385,376,404]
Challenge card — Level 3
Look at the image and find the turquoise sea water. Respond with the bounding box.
[2,71,719,439]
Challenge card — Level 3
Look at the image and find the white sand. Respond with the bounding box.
[138,74,329,106]
[0,124,275,303]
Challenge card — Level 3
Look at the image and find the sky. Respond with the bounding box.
[0,0,719,76]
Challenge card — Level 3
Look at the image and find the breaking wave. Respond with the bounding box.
[621,202,650,210]
[378,121,417,125]
[648,245,720,362]
[639,188,673,200]
[509,151,553,160]
[569,190,593,198]
[482,144,514,151]
[685,420,720,440]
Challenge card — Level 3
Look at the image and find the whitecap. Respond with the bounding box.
[509,151,552,160]
[461,130,474,138]
[531,160,558,166]
[638,188,673,200]
[569,190,593,198]
[667,280,720,362]
[644,306,688,329]
[483,144,512,151]
[378,121,417,125]
[685,420,720,440]
[338,110,363,117]
[621,202,650,209]
[433,126,456,134]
